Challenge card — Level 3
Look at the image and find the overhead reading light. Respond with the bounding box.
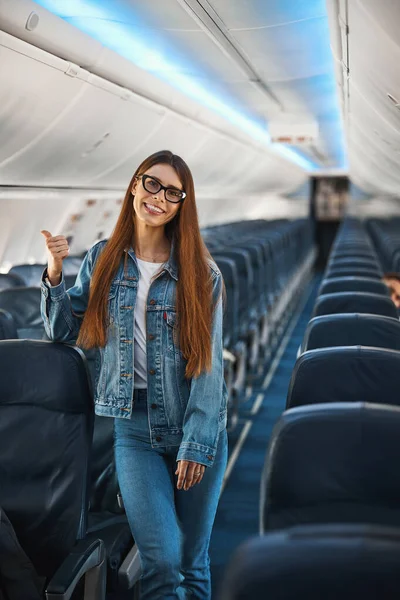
[35,0,320,171]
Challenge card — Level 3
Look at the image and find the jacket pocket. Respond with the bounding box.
[165,310,178,353]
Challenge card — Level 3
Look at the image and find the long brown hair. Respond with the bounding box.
[76,150,222,378]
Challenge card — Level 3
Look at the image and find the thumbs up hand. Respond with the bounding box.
[40,230,69,278]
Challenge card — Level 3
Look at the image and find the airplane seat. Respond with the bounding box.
[286,346,400,409]
[329,253,378,264]
[0,287,46,339]
[64,273,78,289]
[219,524,400,600]
[240,241,271,370]
[366,219,400,272]
[392,249,400,272]
[214,248,259,383]
[318,276,389,296]
[0,308,17,340]
[0,272,25,290]
[7,258,83,289]
[260,402,400,533]
[211,256,237,350]
[8,264,47,287]
[211,255,241,428]
[312,292,398,319]
[327,257,380,270]
[325,266,382,280]
[301,314,400,353]
[0,340,106,598]
[61,255,84,275]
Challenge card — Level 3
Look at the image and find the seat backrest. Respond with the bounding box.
[261,402,400,532]
[0,287,44,339]
[213,249,253,332]
[221,524,400,600]
[328,258,380,269]
[211,255,239,348]
[61,255,84,275]
[312,291,398,318]
[64,274,78,289]
[8,264,47,287]
[326,267,382,279]
[0,273,25,290]
[0,309,18,340]
[0,340,93,579]
[330,251,376,261]
[287,346,400,409]
[302,314,400,353]
[319,277,389,296]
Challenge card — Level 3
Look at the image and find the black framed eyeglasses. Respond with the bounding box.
[137,174,186,204]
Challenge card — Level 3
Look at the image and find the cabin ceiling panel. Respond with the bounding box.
[142,29,249,83]
[205,0,325,30]
[228,18,328,83]
[34,0,345,170]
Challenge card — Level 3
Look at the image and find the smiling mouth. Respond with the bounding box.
[143,202,165,215]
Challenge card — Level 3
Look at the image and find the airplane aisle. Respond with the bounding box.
[210,275,321,598]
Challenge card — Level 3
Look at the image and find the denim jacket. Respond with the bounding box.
[40,238,228,468]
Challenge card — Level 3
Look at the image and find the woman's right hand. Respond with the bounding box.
[40,230,69,276]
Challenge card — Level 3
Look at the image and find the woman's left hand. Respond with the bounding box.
[175,460,206,491]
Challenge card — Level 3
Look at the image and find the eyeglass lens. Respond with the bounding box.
[143,175,184,203]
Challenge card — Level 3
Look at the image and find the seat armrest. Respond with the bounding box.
[45,538,106,600]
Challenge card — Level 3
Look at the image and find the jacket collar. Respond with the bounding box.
[124,235,178,281]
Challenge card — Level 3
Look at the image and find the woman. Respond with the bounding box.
[40,150,229,599]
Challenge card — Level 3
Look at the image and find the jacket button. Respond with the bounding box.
[151,403,157,409]
[149,299,156,305]
[206,455,213,461]
[156,436,162,442]
[149,369,155,375]
[148,334,155,340]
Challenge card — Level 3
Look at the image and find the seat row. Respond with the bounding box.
[219,218,400,599]
[0,219,316,432]
[203,218,315,427]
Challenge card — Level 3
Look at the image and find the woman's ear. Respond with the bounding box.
[131,176,138,196]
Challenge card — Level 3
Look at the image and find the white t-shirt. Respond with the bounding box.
[134,258,165,389]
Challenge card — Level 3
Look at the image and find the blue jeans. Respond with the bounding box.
[114,388,228,600]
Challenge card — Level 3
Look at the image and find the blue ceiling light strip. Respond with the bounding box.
[35,0,325,171]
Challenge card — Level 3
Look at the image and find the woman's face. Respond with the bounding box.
[132,163,182,228]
